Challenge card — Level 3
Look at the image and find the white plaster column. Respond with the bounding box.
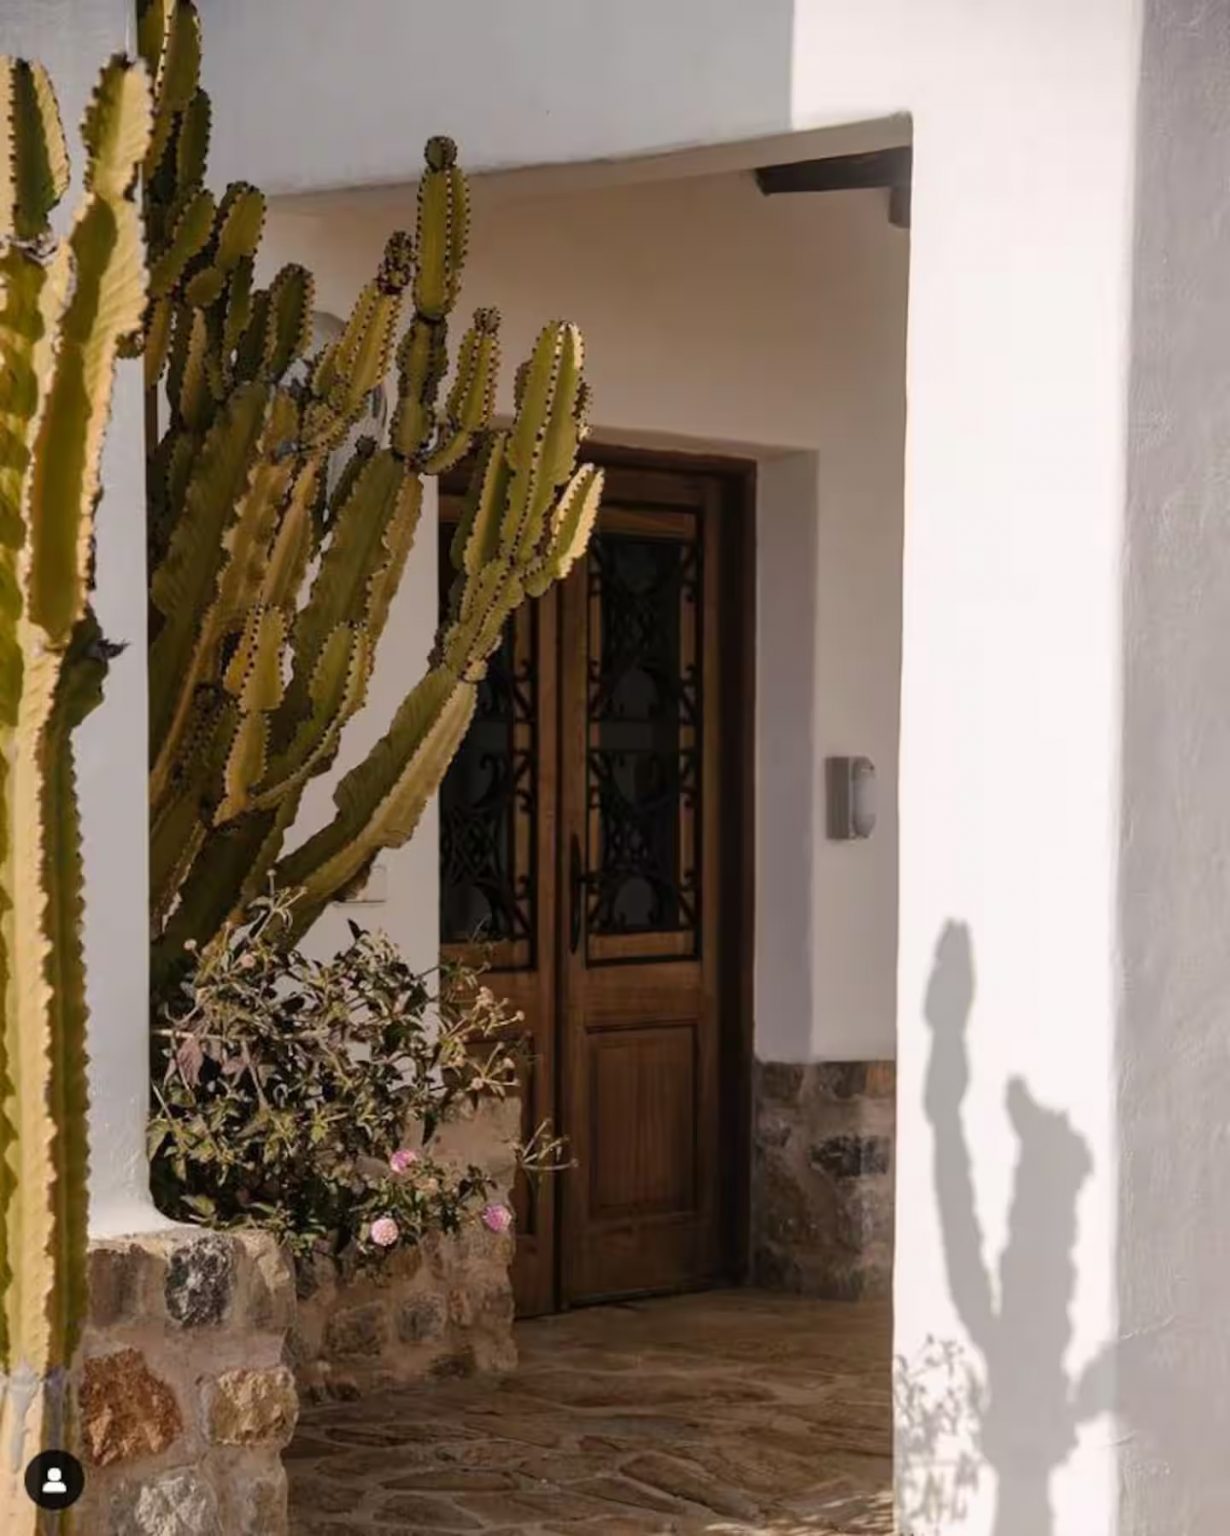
[875,18,1141,1536]
[1117,0,1230,1527]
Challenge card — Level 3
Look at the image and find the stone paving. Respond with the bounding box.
[288,1288,893,1535]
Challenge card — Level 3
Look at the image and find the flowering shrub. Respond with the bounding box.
[149,890,563,1265]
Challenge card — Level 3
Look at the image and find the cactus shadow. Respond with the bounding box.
[894,922,1113,1536]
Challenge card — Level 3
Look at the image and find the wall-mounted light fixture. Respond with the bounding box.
[826,756,877,840]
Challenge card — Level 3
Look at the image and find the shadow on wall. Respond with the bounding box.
[895,923,1113,1536]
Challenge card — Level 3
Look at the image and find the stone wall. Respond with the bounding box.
[77,1228,298,1535]
[752,1060,896,1300]
[290,1096,520,1401]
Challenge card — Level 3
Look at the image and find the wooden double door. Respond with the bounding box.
[439,451,752,1314]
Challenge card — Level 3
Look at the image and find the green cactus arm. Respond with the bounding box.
[143,295,174,388]
[212,182,265,272]
[385,139,473,463]
[148,381,270,783]
[301,233,413,449]
[388,314,449,461]
[25,58,151,649]
[258,457,319,607]
[221,255,254,357]
[364,474,424,642]
[168,304,211,429]
[502,322,588,564]
[523,462,604,597]
[215,601,289,826]
[149,389,299,816]
[450,433,509,574]
[279,449,407,719]
[0,51,149,1499]
[3,644,68,1428]
[150,794,288,991]
[0,59,69,241]
[274,668,477,936]
[174,180,265,325]
[414,137,468,322]
[148,185,214,299]
[173,86,210,196]
[240,624,369,816]
[241,468,423,823]
[42,617,111,1372]
[150,762,208,928]
[0,239,72,690]
[0,621,109,1431]
[420,307,500,474]
[260,263,314,379]
[140,0,201,183]
[0,86,70,1365]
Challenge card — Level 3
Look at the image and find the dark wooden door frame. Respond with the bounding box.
[438,441,757,1305]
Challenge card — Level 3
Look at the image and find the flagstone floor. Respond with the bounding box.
[288,1288,894,1536]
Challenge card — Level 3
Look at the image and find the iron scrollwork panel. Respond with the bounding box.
[585,524,701,963]
[437,539,537,968]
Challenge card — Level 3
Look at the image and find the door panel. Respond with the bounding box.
[440,453,747,1313]
[558,469,724,1305]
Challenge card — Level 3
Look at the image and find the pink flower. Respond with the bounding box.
[369,1216,400,1248]
[481,1203,513,1235]
[389,1148,419,1173]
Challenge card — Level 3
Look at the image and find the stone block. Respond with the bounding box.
[864,1060,896,1098]
[754,1056,896,1301]
[111,1469,221,1536]
[237,1476,288,1536]
[165,1234,234,1328]
[754,1110,793,1150]
[88,1243,148,1328]
[835,1181,894,1251]
[809,1133,892,1180]
[204,1365,299,1447]
[430,1346,476,1379]
[238,1234,296,1332]
[81,1349,183,1468]
[758,1061,804,1104]
[397,1293,446,1344]
[325,1301,390,1359]
[813,1062,867,1100]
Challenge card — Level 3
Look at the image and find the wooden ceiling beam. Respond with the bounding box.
[754,146,912,227]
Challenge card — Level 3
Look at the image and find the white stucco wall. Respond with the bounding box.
[263,164,909,1065]
[210,1,1145,1530]
[4,0,161,1237]
[1117,0,1230,1526]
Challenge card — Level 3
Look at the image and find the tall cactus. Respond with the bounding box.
[142,0,601,983]
[0,51,151,1527]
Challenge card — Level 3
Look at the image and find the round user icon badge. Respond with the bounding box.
[24,1449,85,1510]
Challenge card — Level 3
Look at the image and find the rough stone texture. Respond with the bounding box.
[110,1469,221,1536]
[752,1058,896,1299]
[165,1234,235,1328]
[294,1097,520,1400]
[287,1288,892,1534]
[77,1229,295,1536]
[325,1302,391,1360]
[204,1366,298,1446]
[81,1348,183,1466]
[89,1244,148,1328]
